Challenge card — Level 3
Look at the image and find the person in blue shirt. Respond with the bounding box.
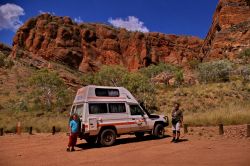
[67,114,79,152]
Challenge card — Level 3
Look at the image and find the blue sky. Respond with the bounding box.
[0,0,218,46]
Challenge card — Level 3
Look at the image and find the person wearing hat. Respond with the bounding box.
[171,102,183,143]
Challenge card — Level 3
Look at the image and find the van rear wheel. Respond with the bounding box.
[99,129,116,146]
[153,123,165,139]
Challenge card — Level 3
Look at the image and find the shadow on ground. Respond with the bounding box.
[76,134,173,151]
[174,138,189,143]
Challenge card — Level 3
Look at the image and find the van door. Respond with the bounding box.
[129,104,149,131]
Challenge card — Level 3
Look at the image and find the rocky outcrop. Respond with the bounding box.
[11,0,250,72]
[11,14,203,72]
[201,0,250,60]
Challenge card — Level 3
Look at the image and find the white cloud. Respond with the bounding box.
[108,16,149,33]
[74,16,83,23]
[0,3,25,31]
[38,10,55,15]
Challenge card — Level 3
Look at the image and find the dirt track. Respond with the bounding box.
[0,125,249,166]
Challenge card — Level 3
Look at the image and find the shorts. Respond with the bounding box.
[172,122,181,131]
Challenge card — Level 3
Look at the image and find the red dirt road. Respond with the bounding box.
[0,125,249,166]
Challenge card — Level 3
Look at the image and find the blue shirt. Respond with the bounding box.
[70,120,79,133]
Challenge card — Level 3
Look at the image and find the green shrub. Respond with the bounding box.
[0,52,14,69]
[139,63,177,78]
[241,65,250,83]
[174,70,184,87]
[239,48,250,60]
[93,65,128,86]
[29,69,69,111]
[238,48,250,66]
[4,59,14,68]
[81,73,95,85]
[198,60,233,83]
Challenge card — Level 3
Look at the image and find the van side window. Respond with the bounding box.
[109,103,126,113]
[130,105,145,116]
[89,103,108,114]
[95,88,119,97]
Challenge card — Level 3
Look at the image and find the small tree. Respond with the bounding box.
[174,70,184,87]
[139,62,177,78]
[198,60,233,83]
[239,48,250,58]
[241,65,250,84]
[94,65,129,86]
[81,72,95,85]
[123,72,157,112]
[29,69,69,111]
[0,52,14,69]
[239,48,250,64]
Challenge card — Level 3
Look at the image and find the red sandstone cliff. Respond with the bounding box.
[201,0,250,60]
[11,0,250,72]
[11,14,202,72]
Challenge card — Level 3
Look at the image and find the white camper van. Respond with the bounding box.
[70,85,169,146]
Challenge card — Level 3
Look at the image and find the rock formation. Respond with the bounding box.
[11,14,202,72]
[10,0,250,72]
[201,0,250,61]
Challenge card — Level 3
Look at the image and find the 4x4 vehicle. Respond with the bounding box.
[70,85,168,146]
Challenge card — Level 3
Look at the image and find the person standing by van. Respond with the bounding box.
[171,102,183,143]
[67,114,79,152]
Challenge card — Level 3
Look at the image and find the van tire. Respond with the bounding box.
[135,132,145,138]
[99,129,116,146]
[153,123,165,139]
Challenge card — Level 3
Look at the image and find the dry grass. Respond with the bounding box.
[0,111,69,133]
[157,81,250,114]
[158,81,250,126]
[184,102,250,126]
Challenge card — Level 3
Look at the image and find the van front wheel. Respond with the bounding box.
[99,129,116,146]
[153,123,165,139]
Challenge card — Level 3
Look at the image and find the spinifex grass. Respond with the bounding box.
[184,102,250,126]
